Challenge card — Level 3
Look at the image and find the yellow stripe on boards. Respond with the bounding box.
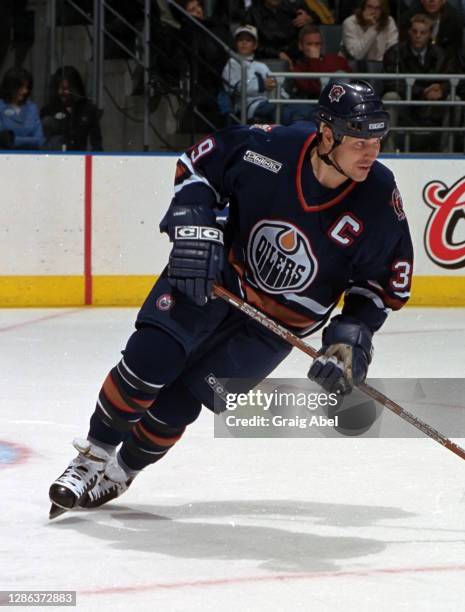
[93,275,465,307]
[0,276,84,306]
[0,275,464,307]
[92,275,158,306]
[409,276,465,307]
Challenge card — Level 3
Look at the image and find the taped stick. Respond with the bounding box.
[213,284,465,461]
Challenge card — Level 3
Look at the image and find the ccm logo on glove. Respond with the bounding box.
[174,226,224,243]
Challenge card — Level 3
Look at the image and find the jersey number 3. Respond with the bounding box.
[390,260,412,290]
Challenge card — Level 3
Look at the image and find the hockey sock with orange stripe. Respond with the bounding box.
[117,381,202,471]
[119,414,185,471]
[87,326,187,447]
[89,359,162,446]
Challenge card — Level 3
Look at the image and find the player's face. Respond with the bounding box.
[334,136,381,181]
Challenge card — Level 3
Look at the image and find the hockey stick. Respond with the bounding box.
[213,284,465,461]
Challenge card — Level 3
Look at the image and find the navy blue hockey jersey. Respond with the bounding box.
[168,123,413,336]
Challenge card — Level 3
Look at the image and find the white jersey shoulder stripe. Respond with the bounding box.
[284,292,334,316]
[175,153,221,202]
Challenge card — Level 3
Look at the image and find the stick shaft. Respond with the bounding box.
[213,284,465,461]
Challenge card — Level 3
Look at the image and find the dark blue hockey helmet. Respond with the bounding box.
[315,79,390,141]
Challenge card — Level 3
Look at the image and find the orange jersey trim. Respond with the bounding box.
[296,133,357,212]
[229,253,316,329]
[242,281,317,329]
[380,293,408,310]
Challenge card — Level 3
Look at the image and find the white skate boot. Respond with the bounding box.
[48,438,110,519]
[79,474,133,509]
[79,455,135,509]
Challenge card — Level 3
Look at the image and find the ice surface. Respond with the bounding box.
[1,307,465,611]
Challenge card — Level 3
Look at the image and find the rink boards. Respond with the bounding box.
[1,152,464,306]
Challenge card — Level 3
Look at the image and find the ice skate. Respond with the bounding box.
[78,455,134,509]
[79,474,133,509]
[48,438,110,519]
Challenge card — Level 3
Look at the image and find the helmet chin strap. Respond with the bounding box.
[315,131,351,179]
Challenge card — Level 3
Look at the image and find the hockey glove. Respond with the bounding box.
[308,315,373,395]
[161,205,225,306]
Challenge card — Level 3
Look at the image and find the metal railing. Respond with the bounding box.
[48,0,247,148]
[47,5,465,152]
[48,0,153,149]
[165,0,248,125]
[271,71,465,152]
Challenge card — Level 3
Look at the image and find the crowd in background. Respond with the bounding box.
[0,1,102,151]
[0,0,464,152]
[172,0,465,151]
[0,65,103,152]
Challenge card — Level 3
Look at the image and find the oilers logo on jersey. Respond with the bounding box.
[247,220,318,293]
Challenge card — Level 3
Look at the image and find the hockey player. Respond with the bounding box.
[49,80,413,518]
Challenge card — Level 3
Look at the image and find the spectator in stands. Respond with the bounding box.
[174,0,233,47]
[40,66,103,151]
[221,24,315,124]
[172,0,233,130]
[179,0,233,64]
[291,24,351,98]
[0,67,43,150]
[342,0,398,64]
[177,0,203,19]
[246,0,320,63]
[383,13,455,150]
[399,0,463,59]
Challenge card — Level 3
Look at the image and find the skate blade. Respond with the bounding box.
[49,503,69,520]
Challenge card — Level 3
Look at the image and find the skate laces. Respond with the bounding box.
[54,460,100,498]
[54,439,110,497]
[86,476,130,503]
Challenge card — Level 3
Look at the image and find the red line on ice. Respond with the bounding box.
[378,327,465,336]
[80,564,465,596]
[0,308,82,333]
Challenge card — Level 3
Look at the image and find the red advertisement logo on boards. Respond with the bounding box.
[423,177,465,269]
